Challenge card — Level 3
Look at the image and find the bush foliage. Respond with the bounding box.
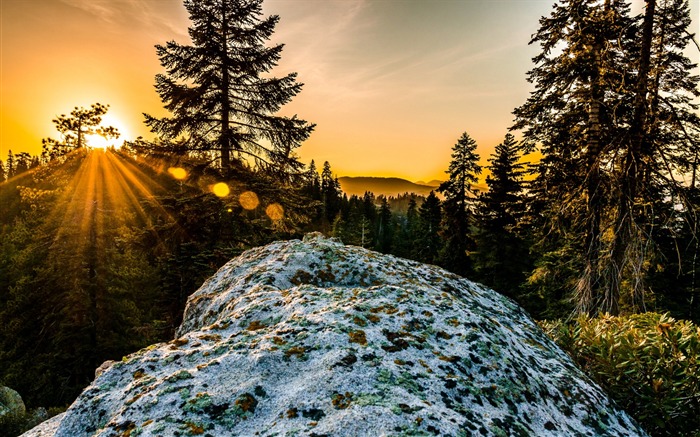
[541,313,700,437]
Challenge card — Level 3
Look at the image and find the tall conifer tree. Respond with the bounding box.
[145,0,315,176]
[607,0,700,311]
[321,161,342,225]
[438,132,481,276]
[474,133,529,296]
[416,191,443,265]
[513,0,633,314]
[514,0,700,315]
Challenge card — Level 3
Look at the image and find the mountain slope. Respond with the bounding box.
[338,176,438,197]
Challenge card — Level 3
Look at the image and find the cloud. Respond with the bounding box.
[265,0,375,101]
[58,0,188,38]
[59,0,116,22]
[266,0,533,107]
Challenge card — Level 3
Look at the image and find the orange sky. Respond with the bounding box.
[1,0,698,182]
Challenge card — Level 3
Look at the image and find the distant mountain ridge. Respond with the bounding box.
[337,176,440,198]
[415,180,443,187]
[338,176,487,198]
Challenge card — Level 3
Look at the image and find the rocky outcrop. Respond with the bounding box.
[24,233,647,436]
[0,386,25,424]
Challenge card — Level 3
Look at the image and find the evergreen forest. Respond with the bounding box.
[1,0,700,435]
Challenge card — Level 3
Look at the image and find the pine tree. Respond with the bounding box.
[474,133,529,297]
[304,160,322,200]
[393,197,419,259]
[5,151,15,180]
[0,159,5,183]
[514,0,700,315]
[437,132,481,276]
[361,192,377,248]
[415,191,443,265]
[607,0,700,312]
[145,0,315,176]
[42,103,119,160]
[321,161,342,226]
[513,0,634,314]
[300,160,323,229]
[375,196,394,253]
[13,153,32,176]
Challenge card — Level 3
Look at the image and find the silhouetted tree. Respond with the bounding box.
[438,132,481,276]
[12,152,32,176]
[5,151,15,179]
[145,0,315,176]
[361,192,377,248]
[42,103,119,160]
[415,191,443,265]
[375,196,393,253]
[321,161,342,226]
[514,0,700,315]
[474,133,529,297]
[304,160,322,200]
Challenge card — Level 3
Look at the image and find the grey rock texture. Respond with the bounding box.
[24,233,647,436]
[0,386,25,422]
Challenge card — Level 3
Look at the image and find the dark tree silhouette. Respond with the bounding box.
[321,161,342,226]
[42,103,119,160]
[438,132,481,276]
[513,0,700,315]
[474,133,529,296]
[145,0,315,176]
[415,191,443,265]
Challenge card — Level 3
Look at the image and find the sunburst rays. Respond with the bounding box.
[46,149,179,271]
[33,148,287,273]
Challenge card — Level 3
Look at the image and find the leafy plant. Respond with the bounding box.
[541,313,700,436]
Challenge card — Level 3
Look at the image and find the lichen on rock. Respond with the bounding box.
[23,233,648,436]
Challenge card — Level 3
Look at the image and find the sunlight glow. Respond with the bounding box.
[212,182,230,197]
[48,150,178,275]
[265,203,284,221]
[168,167,188,180]
[239,191,260,210]
[85,133,111,150]
[83,113,128,150]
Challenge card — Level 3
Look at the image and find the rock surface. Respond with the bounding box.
[0,386,25,422]
[24,233,647,436]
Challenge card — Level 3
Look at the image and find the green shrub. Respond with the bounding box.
[0,407,51,437]
[541,313,700,437]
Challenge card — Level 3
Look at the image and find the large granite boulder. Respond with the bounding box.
[24,233,647,436]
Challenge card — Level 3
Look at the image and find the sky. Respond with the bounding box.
[1,0,699,182]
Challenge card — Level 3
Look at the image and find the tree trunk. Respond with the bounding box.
[219,1,231,173]
[609,0,656,313]
[577,31,604,315]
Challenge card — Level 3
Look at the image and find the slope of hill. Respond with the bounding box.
[338,176,487,198]
[338,176,439,197]
[415,179,443,187]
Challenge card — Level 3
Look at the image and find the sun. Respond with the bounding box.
[85,113,129,149]
[85,133,112,149]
